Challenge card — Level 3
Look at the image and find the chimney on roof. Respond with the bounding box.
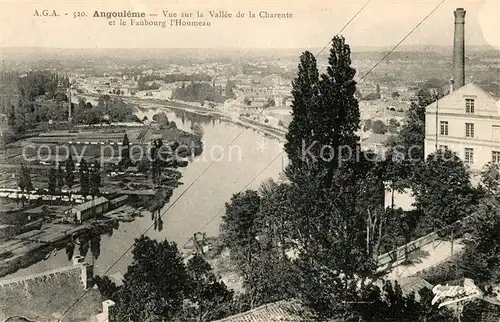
[449,78,455,93]
[453,8,466,89]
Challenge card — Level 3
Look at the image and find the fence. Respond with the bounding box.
[376,214,473,269]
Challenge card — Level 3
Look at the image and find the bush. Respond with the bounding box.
[371,120,387,134]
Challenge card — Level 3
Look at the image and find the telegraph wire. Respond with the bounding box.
[181,0,448,253]
[63,0,451,316]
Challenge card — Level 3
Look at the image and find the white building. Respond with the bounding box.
[424,82,500,172]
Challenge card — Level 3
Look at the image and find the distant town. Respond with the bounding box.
[1,5,500,322]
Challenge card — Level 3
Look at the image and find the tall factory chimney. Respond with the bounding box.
[453,8,466,89]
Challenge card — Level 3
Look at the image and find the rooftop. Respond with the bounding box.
[213,299,316,322]
[72,197,109,213]
[0,264,102,322]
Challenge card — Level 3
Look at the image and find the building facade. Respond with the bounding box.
[424,83,500,172]
[71,196,109,223]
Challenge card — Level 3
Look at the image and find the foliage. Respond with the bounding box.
[79,159,90,197]
[387,118,400,133]
[89,160,101,197]
[93,275,119,302]
[48,168,57,194]
[220,190,261,268]
[363,119,372,131]
[173,82,227,103]
[57,162,65,192]
[456,193,500,284]
[112,237,191,321]
[284,50,320,184]
[17,164,33,194]
[316,36,360,185]
[371,120,387,134]
[385,89,434,185]
[184,254,234,321]
[479,161,500,194]
[243,97,252,106]
[65,154,75,190]
[413,149,479,232]
[119,133,130,169]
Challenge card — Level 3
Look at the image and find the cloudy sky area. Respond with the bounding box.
[0,0,499,50]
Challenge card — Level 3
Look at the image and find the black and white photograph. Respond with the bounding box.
[0,0,500,320]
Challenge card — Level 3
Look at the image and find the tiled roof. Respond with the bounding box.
[397,277,433,297]
[213,300,316,322]
[0,264,102,322]
[73,197,109,212]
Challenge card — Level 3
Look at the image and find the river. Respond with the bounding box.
[6,104,285,280]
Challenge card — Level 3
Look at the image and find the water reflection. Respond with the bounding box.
[7,104,283,279]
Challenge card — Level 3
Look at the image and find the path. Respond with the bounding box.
[385,238,464,280]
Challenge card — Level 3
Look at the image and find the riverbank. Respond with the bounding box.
[128,96,287,142]
[0,217,117,278]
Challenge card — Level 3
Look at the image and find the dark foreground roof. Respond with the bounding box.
[213,299,316,322]
[0,264,102,322]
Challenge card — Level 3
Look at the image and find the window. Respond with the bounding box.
[493,151,500,163]
[465,98,475,113]
[465,148,474,164]
[440,121,448,136]
[493,126,500,142]
[465,123,474,138]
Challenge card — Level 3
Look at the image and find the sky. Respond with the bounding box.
[0,0,499,50]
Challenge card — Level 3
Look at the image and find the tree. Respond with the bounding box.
[220,190,262,306]
[371,120,387,134]
[17,164,33,205]
[93,275,119,302]
[90,160,101,197]
[79,159,90,197]
[57,162,65,192]
[455,192,500,284]
[112,237,191,321]
[480,162,500,194]
[384,89,434,187]
[65,154,75,191]
[363,119,373,131]
[185,254,234,321]
[391,91,400,99]
[387,118,400,133]
[120,133,130,168]
[386,89,433,163]
[48,168,57,194]
[413,149,479,233]
[284,50,320,184]
[316,36,360,185]
[243,97,252,106]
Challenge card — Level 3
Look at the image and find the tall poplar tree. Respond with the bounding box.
[284,51,320,184]
[79,159,90,197]
[65,154,75,191]
[317,36,360,186]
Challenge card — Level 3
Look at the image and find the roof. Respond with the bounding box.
[213,299,316,322]
[397,277,433,299]
[110,195,129,204]
[0,264,102,322]
[72,197,109,212]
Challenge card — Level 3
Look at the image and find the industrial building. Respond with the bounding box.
[71,197,109,223]
[424,8,500,172]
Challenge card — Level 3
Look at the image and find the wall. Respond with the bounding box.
[424,83,500,171]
